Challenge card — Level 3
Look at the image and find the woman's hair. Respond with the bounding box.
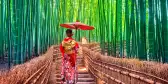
[66,29,72,34]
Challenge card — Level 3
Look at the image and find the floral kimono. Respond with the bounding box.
[60,37,79,83]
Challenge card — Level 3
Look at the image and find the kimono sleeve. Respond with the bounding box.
[75,42,79,48]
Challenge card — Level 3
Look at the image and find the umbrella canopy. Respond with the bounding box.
[60,21,94,30]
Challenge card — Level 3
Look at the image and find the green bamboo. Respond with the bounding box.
[111,0,114,56]
[1,0,5,60]
[118,0,122,57]
[115,0,119,57]
[155,0,162,62]
[7,0,12,68]
[135,0,140,59]
[130,0,136,57]
[34,0,40,56]
[139,0,147,60]
[125,0,131,58]
[148,0,155,60]
[160,0,168,62]
[106,0,110,55]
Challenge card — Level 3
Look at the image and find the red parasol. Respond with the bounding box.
[60,20,94,30]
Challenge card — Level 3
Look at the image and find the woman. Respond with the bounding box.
[60,29,79,84]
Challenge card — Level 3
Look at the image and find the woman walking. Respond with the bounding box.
[60,29,79,84]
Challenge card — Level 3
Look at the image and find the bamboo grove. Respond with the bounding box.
[0,0,61,68]
[96,0,168,63]
[0,0,168,68]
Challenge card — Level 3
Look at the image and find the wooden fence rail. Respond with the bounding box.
[0,46,54,84]
[82,45,168,84]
